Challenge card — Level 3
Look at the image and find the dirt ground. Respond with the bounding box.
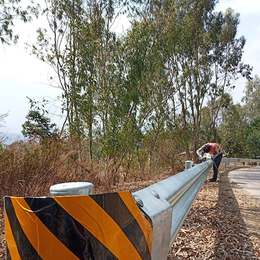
[1,165,260,259]
[168,166,260,259]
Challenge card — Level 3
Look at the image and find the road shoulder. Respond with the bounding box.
[219,167,260,257]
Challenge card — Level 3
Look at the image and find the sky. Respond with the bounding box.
[1,0,260,138]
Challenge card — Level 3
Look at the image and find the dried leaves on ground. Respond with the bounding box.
[168,167,260,259]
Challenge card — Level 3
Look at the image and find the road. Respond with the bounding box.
[228,166,260,200]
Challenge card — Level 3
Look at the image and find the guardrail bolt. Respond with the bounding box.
[151,190,160,199]
[133,196,144,207]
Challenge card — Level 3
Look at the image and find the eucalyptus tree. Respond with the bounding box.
[207,8,252,141]
[31,0,129,163]
[242,75,260,120]
[31,0,94,159]
[156,0,217,159]
[200,93,232,144]
[217,102,248,157]
[213,91,259,158]
[152,0,251,160]
[121,13,174,175]
[0,0,39,44]
[246,116,260,158]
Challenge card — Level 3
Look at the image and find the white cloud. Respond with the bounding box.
[250,38,260,51]
[256,24,260,32]
[216,0,260,15]
[0,43,63,134]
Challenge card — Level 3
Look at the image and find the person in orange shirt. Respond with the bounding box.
[196,142,223,182]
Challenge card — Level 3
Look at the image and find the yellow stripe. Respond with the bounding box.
[5,211,21,260]
[118,191,153,254]
[11,198,79,260]
[54,195,142,260]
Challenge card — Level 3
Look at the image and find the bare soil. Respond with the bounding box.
[168,166,260,259]
[1,166,260,259]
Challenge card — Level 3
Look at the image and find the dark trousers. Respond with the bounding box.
[213,153,223,180]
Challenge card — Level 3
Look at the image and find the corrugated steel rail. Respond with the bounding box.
[222,157,260,165]
[132,160,213,259]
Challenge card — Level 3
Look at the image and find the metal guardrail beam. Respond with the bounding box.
[133,160,212,260]
[134,157,259,259]
[222,157,260,164]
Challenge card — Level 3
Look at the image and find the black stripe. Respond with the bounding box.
[4,197,43,260]
[24,197,118,260]
[91,193,151,260]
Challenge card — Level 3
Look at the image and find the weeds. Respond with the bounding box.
[0,137,183,207]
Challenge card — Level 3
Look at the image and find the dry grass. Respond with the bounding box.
[0,138,180,207]
[0,140,92,204]
[1,140,259,259]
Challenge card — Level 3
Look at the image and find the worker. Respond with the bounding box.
[196,142,223,182]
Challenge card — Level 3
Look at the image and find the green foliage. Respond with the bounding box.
[22,98,59,140]
[242,75,260,119]
[0,142,5,155]
[246,133,260,158]
[246,116,260,157]
[217,99,248,157]
[216,97,260,158]
[22,110,59,139]
[2,0,260,201]
[23,0,254,172]
[0,0,39,44]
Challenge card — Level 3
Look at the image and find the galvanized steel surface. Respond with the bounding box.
[49,182,94,196]
[133,160,212,260]
[222,157,260,164]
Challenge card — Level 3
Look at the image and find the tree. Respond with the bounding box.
[24,0,253,176]
[31,0,131,164]
[242,75,260,120]
[155,1,251,160]
[22,98,59,140]
[217,96,248,157]
[0,112,8,147]
[0,0,39,44]
[246,133,260,158]
[246,116,260,158]
[208,8,252,141]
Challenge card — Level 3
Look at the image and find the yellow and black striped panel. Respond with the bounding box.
[5,191,152,260]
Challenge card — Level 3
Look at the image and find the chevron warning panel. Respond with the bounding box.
[4,191,152,260]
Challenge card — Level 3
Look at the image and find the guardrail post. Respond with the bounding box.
[185,160,193,169]
[49,182,94,196]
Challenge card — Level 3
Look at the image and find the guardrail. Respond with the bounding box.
[132,160,213,259]
[222,157,260,166]
[4,161,213,260]
[5,157,259,259]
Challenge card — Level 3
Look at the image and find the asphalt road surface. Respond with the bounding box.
[229,166,260,200]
